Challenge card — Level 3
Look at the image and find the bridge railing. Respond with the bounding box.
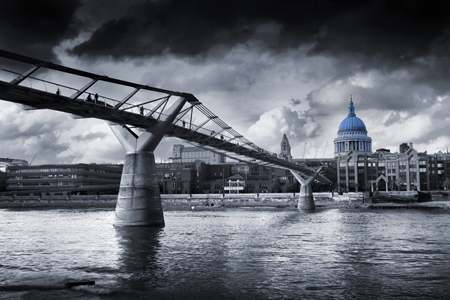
[0,67,146,113]
[0,66,279,160]
[0,49,332,183]
[171,116,278,156]
[0,66,255,148]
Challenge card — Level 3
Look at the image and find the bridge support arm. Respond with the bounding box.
[290,167,323,210]
[109,97,187,226]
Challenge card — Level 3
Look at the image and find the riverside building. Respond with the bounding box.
[0,158,29,192]
[335,99,450,192]
[336,143,429,192]
[5,163,122,195]
[171,144,225,164]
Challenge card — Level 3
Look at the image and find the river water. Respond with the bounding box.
[1,207,450,299]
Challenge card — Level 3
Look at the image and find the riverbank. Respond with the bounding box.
[1,192,450,210]
[367,201,450,209]
[0,193,312,209]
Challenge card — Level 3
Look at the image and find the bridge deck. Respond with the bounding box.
[0,49,331,184]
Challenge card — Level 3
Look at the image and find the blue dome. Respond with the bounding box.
[338,116,367,132]
[338,100,367,133]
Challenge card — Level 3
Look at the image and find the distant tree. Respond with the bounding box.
[282,181,293,193]
[443,178,450,190]
[388,180,399,191]
[397,177,407,191]
[291,181,300,193]
[315,165,337,186]
[270,181,281,193]
[310,165,337,192]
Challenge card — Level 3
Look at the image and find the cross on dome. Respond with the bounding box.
[348,97,355,117]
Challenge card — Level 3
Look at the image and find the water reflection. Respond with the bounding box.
[114,226,163,292]
[331,212,385,299]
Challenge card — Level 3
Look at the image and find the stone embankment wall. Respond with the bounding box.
[0,193,332,208]
[371,191,419,203]
[162,193,301,209]
[1,191,447,209]
[0,195,117,208]
[0,193,305,208]
[428,191,450,202]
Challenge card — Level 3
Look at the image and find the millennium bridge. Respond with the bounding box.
[0,49,331,226]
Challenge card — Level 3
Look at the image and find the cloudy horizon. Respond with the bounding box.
[1,0,450,165]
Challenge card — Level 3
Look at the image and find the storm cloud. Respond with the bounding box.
[70,1,450,60]
[0,0,450,163]
[0,0,81,65]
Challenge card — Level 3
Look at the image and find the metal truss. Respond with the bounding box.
[0,49,331,184]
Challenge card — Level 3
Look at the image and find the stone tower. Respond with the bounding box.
[279,133,292,161]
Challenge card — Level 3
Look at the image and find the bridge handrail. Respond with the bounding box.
[0,67,151,114]
[0,53,272,155]
[0,67,267,156]
[0,49,331,184]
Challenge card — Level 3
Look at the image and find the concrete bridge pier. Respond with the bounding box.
[109,97,186,226]
[290,167,323,210]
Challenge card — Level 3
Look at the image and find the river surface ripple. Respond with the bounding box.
[1,208,450,299]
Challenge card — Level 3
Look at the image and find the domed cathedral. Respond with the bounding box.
[335,98,432,193]
[334,97,372,157]
[279,133,292,161]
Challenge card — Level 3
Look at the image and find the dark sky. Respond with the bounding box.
[0,0,450,164]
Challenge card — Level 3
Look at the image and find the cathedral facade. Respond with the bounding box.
[334,99,372,157]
